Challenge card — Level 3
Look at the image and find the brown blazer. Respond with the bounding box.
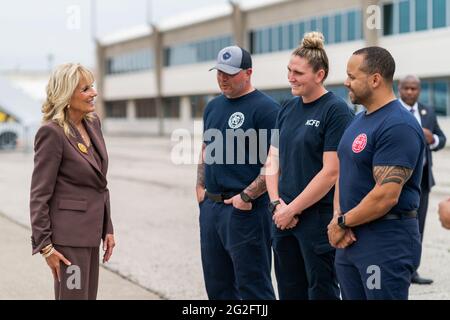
[30,114,113,255]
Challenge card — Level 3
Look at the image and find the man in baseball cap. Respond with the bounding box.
[197,45,279,300]
[209,45,252,75]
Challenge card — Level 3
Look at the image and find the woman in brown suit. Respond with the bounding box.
[30,63,115,300]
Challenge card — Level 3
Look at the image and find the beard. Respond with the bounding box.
[349,84,372,105]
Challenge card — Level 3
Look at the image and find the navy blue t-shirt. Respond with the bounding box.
[203,89,280,193]
[272,91,354,205]
[337,99,426,213]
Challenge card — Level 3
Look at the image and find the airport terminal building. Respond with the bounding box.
[95,0,450,136]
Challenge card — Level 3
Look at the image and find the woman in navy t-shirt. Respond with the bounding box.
[265,32,354,299]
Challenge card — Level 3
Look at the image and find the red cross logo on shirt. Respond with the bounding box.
[352,133,367,153]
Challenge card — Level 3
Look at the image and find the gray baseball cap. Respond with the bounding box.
[209,46,252,75]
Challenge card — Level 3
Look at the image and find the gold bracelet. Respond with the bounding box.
[42,248,55,259]
[40,244,53,255]
[41,247,52,255]
[41,243,53,252]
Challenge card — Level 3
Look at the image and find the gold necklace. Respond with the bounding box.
[76,125,90,146]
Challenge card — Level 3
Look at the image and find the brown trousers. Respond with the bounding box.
[53,245,100,300]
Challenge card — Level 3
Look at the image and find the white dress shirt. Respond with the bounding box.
[399,98,440,150]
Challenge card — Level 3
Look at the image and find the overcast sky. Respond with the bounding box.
[0,0,230,71]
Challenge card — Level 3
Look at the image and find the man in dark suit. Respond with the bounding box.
[399,75,447,284]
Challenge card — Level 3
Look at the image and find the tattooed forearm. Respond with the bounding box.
[244,175,267,199]
[196,144,206,188]
[373,166,413,186]
[197,162,205,188]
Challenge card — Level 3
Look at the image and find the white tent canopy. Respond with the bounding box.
[0,76,42,126]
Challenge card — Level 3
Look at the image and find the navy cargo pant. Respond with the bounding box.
[199,194,275,300]
[335,217,421,300]
[272,205,340,300]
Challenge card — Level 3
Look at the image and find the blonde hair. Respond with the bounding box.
[292,31,329,81]
[42,63,95,137]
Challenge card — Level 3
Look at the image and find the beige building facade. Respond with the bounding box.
[96,0,450,136]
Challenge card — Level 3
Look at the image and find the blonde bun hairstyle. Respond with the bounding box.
[301,31,325,50]
[293,31,329,81]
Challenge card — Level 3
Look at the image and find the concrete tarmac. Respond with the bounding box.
[1,136,450,299]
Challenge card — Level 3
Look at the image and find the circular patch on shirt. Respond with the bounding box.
[228,112,245,129]
[352,133,367,153]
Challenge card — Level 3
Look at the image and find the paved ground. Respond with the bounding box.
[0,213,160,300]
[1,135,450,299]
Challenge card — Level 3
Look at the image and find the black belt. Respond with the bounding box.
[379,210,417,221]
[205,190,239,203]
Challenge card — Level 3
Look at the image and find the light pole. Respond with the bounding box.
[146,0,153,25]
[147,0,164,136]
[91,0,106,119]
[91,0,97,42]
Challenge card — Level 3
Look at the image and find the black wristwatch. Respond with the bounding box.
[268,199,281,214]
[240,191,253,203]
[337,215,348,229]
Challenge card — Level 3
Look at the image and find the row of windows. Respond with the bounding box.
[104,87,350,121]
[135,99,157,118]
[163,97,181,118]
[105,78,450,120]
[105,96,215,119]
[383,0,449,35]
[106,49,153,75]
[250,9,363,55]
[105,98,182,119]
[105,8,362,75]
[105,101,127,118]
[190,95,216,118]
[163,35,233,67]
[420,79,449,115]
[103,3,448,74]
